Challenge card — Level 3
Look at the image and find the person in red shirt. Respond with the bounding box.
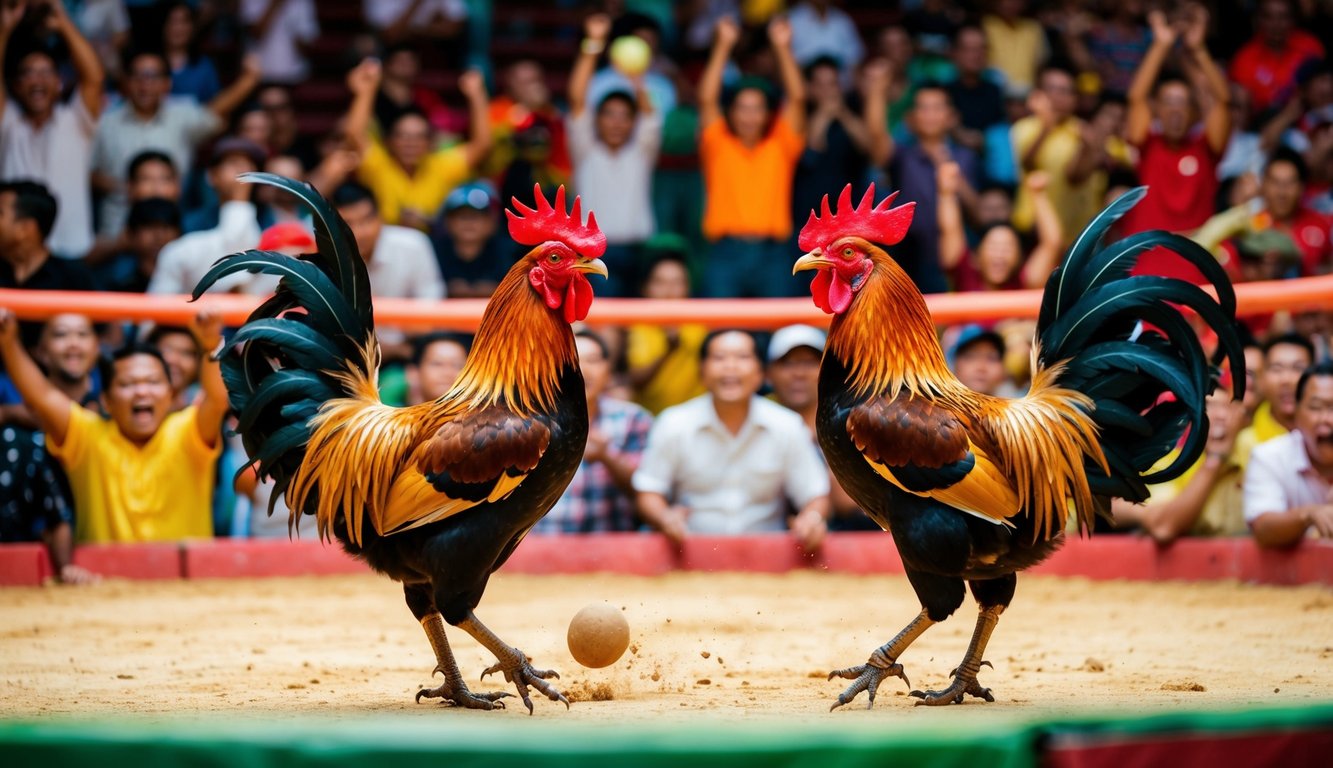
[1221,148,1333,280]
[1122,6,1230,250]
[1228,0,1325,116]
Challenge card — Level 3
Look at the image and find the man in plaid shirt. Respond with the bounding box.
[534,330,654,533]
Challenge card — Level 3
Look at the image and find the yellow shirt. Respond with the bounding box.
[1249,400,1289,444]
[1011,115,1100,240]
[358,140,471,226]
[1142,448,1248,537]
[47,404,221,543]
[627,324,708,414]
[982,16,1047,91]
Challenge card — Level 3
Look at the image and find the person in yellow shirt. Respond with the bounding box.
[0,308,227,543]
[1250,333,1315,443]
[627,252,706,413]
[1110,382,1250,542]
[342,58,492,230]
[1011,64,1099,245]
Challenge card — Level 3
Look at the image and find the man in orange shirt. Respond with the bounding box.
[698,16,806,298]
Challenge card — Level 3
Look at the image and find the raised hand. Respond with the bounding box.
[584,12,611,42]
[937,161,961,195]
[190,308,225,353]
[0,0,27,33]
[1181,3,1209,51]
[458,68,488,101]
[1148,9,1177,48]
[714,16,740,50]
[346,58,382,97]
[768,16,793,50]
[0,307,18,347]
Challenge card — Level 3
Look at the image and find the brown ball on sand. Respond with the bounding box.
[567,603,630,668]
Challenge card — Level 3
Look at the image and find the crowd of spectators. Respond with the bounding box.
[2,0,1332,581]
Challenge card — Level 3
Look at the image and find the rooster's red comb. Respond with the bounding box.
[798,184,916,253]
[506,184,607,258]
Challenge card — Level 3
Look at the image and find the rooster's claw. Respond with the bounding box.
[909,676,994,706]
[827,659,911,711]
[415,683,513,710]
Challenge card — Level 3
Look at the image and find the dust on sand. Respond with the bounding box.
[1,571,1330,724]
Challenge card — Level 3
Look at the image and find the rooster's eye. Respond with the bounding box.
[842,248,854,259]
[548,253,560,263]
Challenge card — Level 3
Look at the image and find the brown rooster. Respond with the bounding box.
[195,176,607,713]
[792,185,1243,708]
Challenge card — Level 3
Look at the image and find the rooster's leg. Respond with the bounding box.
[827,609,935,711]
[909,604,1003,705]
[414,614,513,709]
[458,612,569,714]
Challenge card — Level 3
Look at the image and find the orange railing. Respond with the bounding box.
[3,275,1332,330]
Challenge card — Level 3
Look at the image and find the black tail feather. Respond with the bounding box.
[1037,187,1245,504]
[193,175,376,517]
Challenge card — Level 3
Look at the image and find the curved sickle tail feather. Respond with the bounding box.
[192,173,380,530]
[1035,186,1246,506]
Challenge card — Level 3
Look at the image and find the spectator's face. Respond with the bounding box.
[1153,82,1194,142]
[769,346,821,413]
[256,156,304,207]
[445,207,496,248]
[808,65,842,108]
[1307,73,1333,109]
[104,354,174,443]
[337,200,383,262]
[416,340,467,402]
[909,88,952,140]
[1243,345,1264,416]
[1257,0,1293,48]
[1261,342,1313,421]
[0,191,22,250]
[953,28,988,76]
[129,160,180,203]
[877,27,912,68]
[155,331,200,394]
[36,314,98,383]
[125,55,170,114]
[1039,70,1077,120]
[129,222,180,263]
[507,62,548,109]
[258,87,297,138]
[642,259,690,299]
[208,153,259,200]
[595,97,636,150]
[163,4,194,50]
[1296,375,1333,467]
[954,340,1007,395]
[14,52,60,118]
[728,89,770,143]
[701,332,763,406]
[388,114,431,169]
[1261,161,1303,220]
[576,335,611,401]
[976,189,1013,226]
[236,110,273,149]
[384,49,420,83]
[976,226,1021,286]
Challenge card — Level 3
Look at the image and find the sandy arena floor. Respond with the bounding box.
[1,572,1331,724]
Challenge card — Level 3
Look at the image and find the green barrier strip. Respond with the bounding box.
[2,705,1331,768]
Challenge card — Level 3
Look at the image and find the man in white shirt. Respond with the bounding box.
[146,140,264,296]
[1245,360,1333,547]
[91,49,262,238]
[330,182,444,361]
[787,1,864,79]
[241,0,319,85]
[634,330,831,551]
[0,0,103,258]
[566,13,661,296]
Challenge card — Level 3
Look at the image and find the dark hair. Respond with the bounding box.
[1266,146,1309,184]
[147,324,198,349]
[977,181,1015,199]
[1105,167,1141,192]
[410,332,472,366]
[723,76,779,114]
[595,90,638,118]
[913,79,952,102]
[1098,90,1128,108]
[126,197,182,231]
[1296,359,1333,404]
[330,181,378,211]
[0,180,57,239]
[121,46,169,78]
[573,329,611,361]
[802,55,842,81]
[387,107,430,134]
[161,2,203,64]
[98,343,171,388]
[128,150,178,181]
[700,329,760,363]
[1037,59,1078,84]
[611,11,661,41]
[1262,331,1316,362]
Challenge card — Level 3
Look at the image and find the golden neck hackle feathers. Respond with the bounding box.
[445,257,577,415]
[828,250,973,408]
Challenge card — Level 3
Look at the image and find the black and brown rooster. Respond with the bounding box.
[792,185,1243,709]
[195,176,607,712]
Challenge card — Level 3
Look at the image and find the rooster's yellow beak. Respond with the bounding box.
[793,250,835,275]
[574,257,609,279]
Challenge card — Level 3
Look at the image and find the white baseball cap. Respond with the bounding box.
[767,324,827,363]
